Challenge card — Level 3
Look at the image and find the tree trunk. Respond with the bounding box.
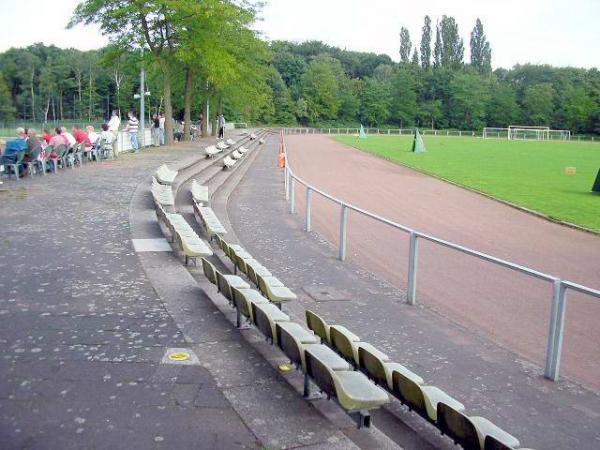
[201,98,209,137]
[44,98,50,124]
[51,97,56,122]
[30,71,36,121]
[88,66,93,122]
[183,67,193,141]
[59,93,63,120]
[162,63,174,145]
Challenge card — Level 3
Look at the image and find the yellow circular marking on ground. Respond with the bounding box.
[168,352,191,361]
[278,363,293,373]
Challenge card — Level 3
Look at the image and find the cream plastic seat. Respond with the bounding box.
[226,138,236,145]
[191,180,209,204]
[155,164,178,185]
[329,325,387,366]
[305,310,331,343]
[231,150,243,159]
[205,145,221,157]
[223,156,236,168]
[216,141,229,150]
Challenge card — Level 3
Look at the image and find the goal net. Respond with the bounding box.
[483,126,571,141]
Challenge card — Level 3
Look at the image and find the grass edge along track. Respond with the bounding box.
[334,134,600,232]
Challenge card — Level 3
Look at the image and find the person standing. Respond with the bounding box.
[217,113,225,139]
[125,111,139,152]
[108,110,121,159]
[152,114,160,146]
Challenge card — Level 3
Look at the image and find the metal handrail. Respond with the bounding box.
[280,131,600,383]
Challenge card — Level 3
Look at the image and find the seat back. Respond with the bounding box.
[28,146,42,161]
[392,371,427,417]
[215,271,232,301]
[232,287,251,319]
[276,323,302,367]
[251,303,273,341]
[484,436,513,450]
[255,273,269,297]
[305,310,329,343]
[329,326,356,363]
[201,258,217,285]
[305,350,337,399]
[437,403,480,450]
[358,347,388,387]
[246,264,259,286]
[213,233,224,251]
[233,253,248,275]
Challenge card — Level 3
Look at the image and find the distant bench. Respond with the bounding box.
[155,164,178,185]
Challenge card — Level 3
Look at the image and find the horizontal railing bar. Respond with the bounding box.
[562,280,600,298]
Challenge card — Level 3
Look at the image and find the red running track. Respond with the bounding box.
[286,134,600,390]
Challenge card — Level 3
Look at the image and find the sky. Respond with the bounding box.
[0,0,599,70]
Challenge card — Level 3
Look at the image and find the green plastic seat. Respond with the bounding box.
[358,346,423,390]
[251,302,290,344]
[275,322,319,368]
[304,350,389,429]
[329,325,387,366]
[437,403,520,450]
[392,370,464,423]
[231,287,268,326]
[305,310,331,344]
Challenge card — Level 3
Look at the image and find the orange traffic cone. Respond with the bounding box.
[278,150,285,168]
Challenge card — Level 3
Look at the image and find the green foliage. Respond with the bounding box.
[448,70,490,130]
[360,77,391,126]
[390,68,417,126]
[336,135,600,231]
[523,83,555,125]
[0,73,16,120]
[420,16,432,70]
[399,27,412,64]
[470,18,492,74]
[300,56,344,122]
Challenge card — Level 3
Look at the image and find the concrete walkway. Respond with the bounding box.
[0,144,259,449]
[226,136,600,450]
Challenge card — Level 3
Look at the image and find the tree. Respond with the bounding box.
[522,83,555,125]
[487,81,520,127]
[360,77,390,126]
[433,22,442,68]
[448,70,490,129]
[440,16,464,69]
[470,18,492,74]
[563,85,595,132]
[420,16,432,70]
[70,0,203,144]
[390,68,417,127]
[399,27,412,64]
[300,56,343,123]
[0,73,16,121]
[411,48,420,66]
[418,100,443,129]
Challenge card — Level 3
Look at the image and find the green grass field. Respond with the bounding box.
[335,135,600,231]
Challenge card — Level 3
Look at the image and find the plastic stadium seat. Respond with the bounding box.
[231,287,269,327]
[392,370,464,423]
[251,302,290,344]
[329,325,388,366]
[275,322,319,368]
[305,310,331,344]
[155,164,178,185]
[358,346,423,390]
[304,348,389,429]
[437,403,520,450]
[191,180,209,205]
[205,145,222,157]
[223,155,236,168]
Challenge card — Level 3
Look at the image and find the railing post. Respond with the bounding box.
[407,232,419,305]
[290,177,296,214]
[305,188,312,232]
[339,205,348,261]
[545,280,568,381]
[285,167,290,200]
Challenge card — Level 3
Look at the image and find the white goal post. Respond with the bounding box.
[483,126,571,141]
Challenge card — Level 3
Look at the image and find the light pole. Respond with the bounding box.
[134,47,151,149]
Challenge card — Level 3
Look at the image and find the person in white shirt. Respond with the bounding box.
[107,110,121,158]
[86,125,99,145]
[60,126,76,146]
